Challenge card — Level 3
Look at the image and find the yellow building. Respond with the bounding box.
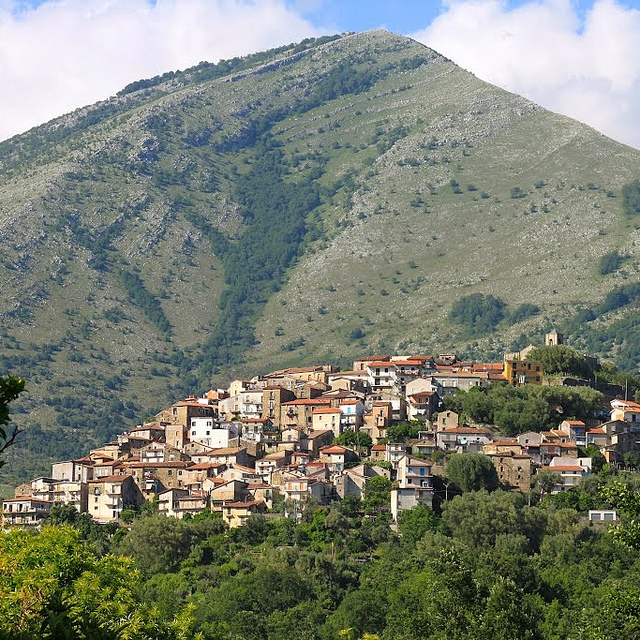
[503,359,543,386]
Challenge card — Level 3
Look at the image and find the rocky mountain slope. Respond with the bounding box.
[2,30,640,480]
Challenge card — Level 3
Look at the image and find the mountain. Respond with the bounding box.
[2,29,640,481]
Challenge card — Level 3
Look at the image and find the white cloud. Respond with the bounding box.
[410,0,640,149]
[0,0,319,141]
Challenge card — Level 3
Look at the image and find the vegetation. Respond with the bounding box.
[598,250,627,275]
[0,375,25,467]
[446,453,499,492]
[621,180,640,216]
[443,383,603,436]
[525,344,596,379]
[449,293,506,337]
[4,475,640,639]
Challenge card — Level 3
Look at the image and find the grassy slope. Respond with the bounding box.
[1,30,640,480]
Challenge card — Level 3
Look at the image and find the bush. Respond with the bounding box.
[450,293,506,336]
[599,250,626,275]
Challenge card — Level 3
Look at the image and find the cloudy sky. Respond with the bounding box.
[1,0,640,148]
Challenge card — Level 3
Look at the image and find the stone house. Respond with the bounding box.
[87,475,142,522]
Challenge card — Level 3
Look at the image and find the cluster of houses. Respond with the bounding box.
[3,340,639,527]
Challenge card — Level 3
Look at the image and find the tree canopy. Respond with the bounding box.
[0,374,25,467]
[446,453,499,493]
[449,293,506,336]
[444,383,603,436]
[525,345,596,379]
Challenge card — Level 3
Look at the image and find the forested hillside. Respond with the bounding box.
[2,29,640,480]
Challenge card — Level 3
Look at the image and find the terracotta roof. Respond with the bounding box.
[371,444,387,451]
[187,463,226,470]
[563,420,586,426]
[587,428,606,434]
[611,399,640,410]
[208,447,246,456]
[439,427,491,434]
[546,465,587,472]
[223,500,265,508]
[312,407,342,415]
[306,429,333,439]
[230,464,258,473]
[3,496,50,503]
[124,461,192,469]
[320,445,350,454]
[90,474,129,483]
[408,392,435,400]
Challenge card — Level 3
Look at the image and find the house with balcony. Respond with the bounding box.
[2,497,52,526]
[390,455,434,521]
[436,426,493,453]
[544,456,592,492]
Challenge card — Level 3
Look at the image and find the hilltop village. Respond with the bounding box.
[3,331,636,528]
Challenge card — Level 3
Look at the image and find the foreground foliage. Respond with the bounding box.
[4,478,640,639]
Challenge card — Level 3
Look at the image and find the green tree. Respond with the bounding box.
[450,293,506,336]
[442,490,546,550]
[397,504,439,544]
[363,475,392,516]
[622,179,640,216]
[386,421,423,443]
[335,429,372,451]
[526,345,596,379]
[116,513,225,575]
[0,374,26,466]
[599,250,626,275]
[446,453,499,492]
[532,470,561,500]
[0,525,195,639]
[600,480,640,548]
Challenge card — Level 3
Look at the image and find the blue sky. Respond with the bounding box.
[1,1,640,147]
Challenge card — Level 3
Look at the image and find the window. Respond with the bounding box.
[167,470,172,476]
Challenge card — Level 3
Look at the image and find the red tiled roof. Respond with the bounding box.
[439,427,491,434]
[313,407,342,415]
[90,474,129,483]
[306,429,333,439]
[223,500,265,508]
[320,445,350,454]
[124,461,192,469]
